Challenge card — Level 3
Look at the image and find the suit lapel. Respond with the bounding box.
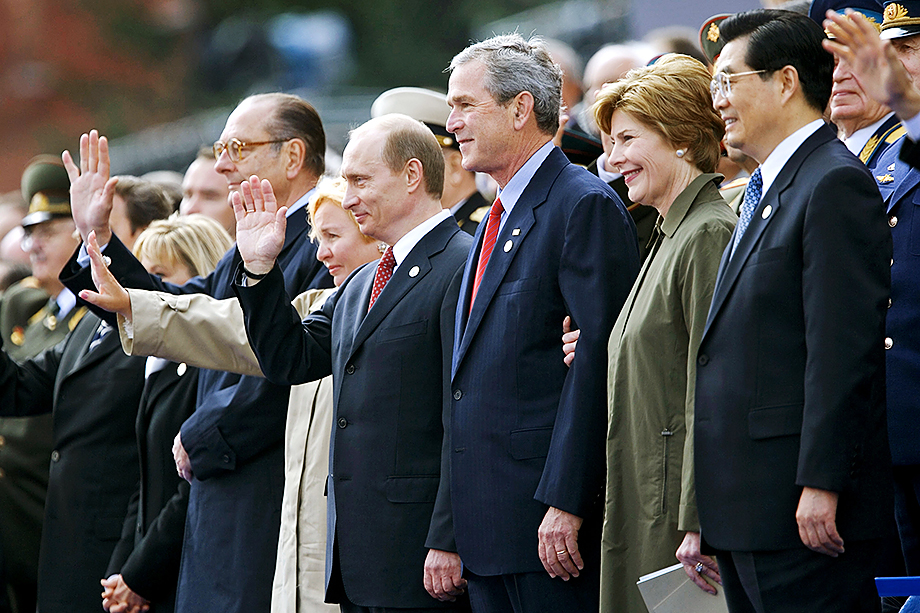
[705,125,833,334]
[349,218,455,356]
[884,154,920,213]
[453,148,566,377]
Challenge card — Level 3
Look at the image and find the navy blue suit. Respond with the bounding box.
[236,217,472,609]
[448,147,639,606]
[62,208,331,613]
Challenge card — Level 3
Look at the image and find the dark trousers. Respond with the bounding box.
[466,568,598,613]
[894,465,920,574]
[715,540,883,613]
[339,596,457,613]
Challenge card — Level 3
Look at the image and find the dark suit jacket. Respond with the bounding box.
[61,208,331,613]
[107,362,198,613]
[0,313,146,613]
[452,191,489,236]
[694,124,893,552]
[449,146,640,575]
[236,216,472,609]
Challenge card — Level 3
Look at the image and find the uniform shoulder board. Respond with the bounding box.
[886,126,908,144]
[468,206,490,224]
[68,307,88,331]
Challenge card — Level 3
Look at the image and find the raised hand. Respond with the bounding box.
[231,175,288,275]
[78,230,132,319]
[823,9,920,120]
[62,130,119,245]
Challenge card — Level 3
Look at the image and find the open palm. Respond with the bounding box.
[62,130,118,244]
[232,175,288,275]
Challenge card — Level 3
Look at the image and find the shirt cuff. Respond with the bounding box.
[76,241,109,268]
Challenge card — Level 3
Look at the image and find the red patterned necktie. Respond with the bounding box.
[368,246,396,310]
[470,197,504,311]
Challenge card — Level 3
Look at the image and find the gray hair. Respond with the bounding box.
[449,34,563,137]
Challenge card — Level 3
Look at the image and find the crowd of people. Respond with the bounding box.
[0,1,919,612]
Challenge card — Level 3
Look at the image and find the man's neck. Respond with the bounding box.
[492,135,552,188]
[381,199,443,246]
[752,110,823,164]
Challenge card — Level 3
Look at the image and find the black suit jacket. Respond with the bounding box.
[694,125,893,551]
[107,362,198,613]
[61,208,331,613]
[449,147,640,575]
[236,216,472,609]
[0,313,146,613]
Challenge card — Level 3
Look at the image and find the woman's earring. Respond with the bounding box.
[676,149,686,158]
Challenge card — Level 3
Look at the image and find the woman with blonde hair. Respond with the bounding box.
[565,54,737,611]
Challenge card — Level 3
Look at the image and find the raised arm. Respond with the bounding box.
[62,130,118,245]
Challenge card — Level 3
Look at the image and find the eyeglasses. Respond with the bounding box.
[709,70,768,100]
[213,137,290,162]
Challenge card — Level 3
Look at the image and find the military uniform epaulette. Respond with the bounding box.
[468,205,490,224]
[860,122,907,164]
[721,176,750,190]
[16,276,41,290]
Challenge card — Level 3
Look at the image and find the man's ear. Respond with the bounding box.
[284,138,307,179]
[777,65,801,106]
[405,158,424,193]
[512,91,535,131]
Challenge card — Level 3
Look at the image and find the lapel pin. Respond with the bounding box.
[512,228,521,236]
[408,266,420,278]
[177,363,187,376]
[761,205,772,220]
[503,240,513,252]
[877,174,894,184]
[889,163,896,171]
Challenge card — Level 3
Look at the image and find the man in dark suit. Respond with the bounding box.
[695,10,892,611]
[60,93,332,613]
[231,114,472,612]
[443,34,639,612]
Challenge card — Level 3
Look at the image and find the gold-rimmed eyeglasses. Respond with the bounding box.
[709,70,768,100]
[213,137,290,163]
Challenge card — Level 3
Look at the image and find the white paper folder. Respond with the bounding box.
[637,563,729,613]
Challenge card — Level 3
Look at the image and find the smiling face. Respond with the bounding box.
[446,60,518,183]
[313,201,380,286]
[712,37,777,163]
[606,111,690,213]
[213,98,291,205]
[23,217,79,292]
[339,127,413,246]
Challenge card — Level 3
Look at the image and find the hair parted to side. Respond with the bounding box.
[593,54,725,174]
[113,176,175,234]
[718,9,833,113]
[132,214,233,278]
[350,114,445,199]
[246,93,326,178]
[449,33,563,137]
[307,177,375,245]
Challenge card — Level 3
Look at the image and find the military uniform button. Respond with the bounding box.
[889,298,893,309]
[222,454,231,464]
[453,389,462,400]
[0,468,6,479]
[889,216,898,228]
[337,417,348,429]
[51,450,60,462]
[885,337,894,350]
[0,436,6,446]
[698,354,709,366]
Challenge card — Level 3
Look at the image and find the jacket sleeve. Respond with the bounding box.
[0,338,63,418]
[535,187,640,518]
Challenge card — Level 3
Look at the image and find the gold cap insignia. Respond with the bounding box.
[707,23,720,42]
[885,3,909,22]
[43,315,57,331]
[10,327,24,346]
[877,173,895,183]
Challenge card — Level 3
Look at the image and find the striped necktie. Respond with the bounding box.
[470,197,503,311]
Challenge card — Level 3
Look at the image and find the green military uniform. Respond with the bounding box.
[0,156,83,613]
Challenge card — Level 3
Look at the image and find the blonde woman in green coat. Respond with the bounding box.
[565,54,737,612]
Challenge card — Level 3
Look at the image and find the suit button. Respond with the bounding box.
[345,364,355,375]
[222,454,231,464]
[697,354,709,366]
[889,298,893,309]
[890,215,898,228]
[337,417,348,429]
[453,389,462,400]
[885,337,894,350]
[891,258,895,267]
[51,450,60,462]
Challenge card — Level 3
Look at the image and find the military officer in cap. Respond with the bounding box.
[371,87,491,235]
[826,0,920,581]
[0,155,86,613]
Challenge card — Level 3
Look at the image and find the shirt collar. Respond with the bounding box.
[595,152,622,184]
[56,288,77,318]
[843,112,895,156]
[285,187,314,218]
[391,209,451,269]
[659,173,724,238]
[760,119,825,198]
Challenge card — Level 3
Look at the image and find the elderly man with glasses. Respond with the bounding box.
[59,92,332,613]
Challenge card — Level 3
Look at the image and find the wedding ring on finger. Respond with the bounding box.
[556,550,567,556]
[695,562,704,573]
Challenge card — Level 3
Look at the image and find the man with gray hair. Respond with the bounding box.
[444,34,639,612]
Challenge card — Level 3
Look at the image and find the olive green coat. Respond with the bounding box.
[600,174,736,613]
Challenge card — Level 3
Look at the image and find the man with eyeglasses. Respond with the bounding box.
[694,9,892,612]
[60,93,332,613]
